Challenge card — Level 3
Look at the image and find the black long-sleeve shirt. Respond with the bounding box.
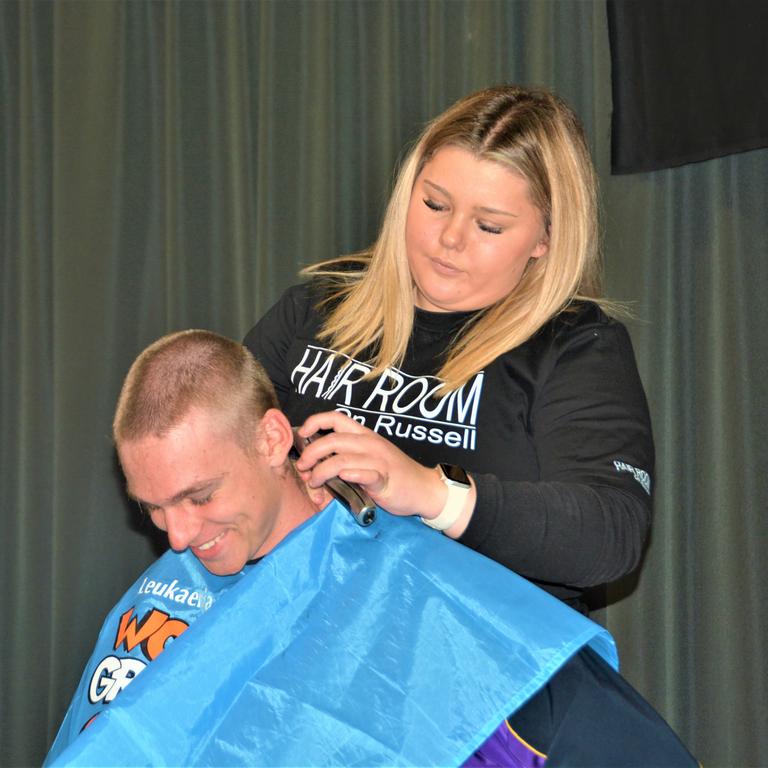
[244,282,654,612]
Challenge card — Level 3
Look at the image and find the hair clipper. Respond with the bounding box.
[291,429,376,527]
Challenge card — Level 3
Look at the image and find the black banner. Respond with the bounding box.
[607,0,768,174]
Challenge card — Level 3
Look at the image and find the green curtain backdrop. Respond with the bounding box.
[1,2,765,766]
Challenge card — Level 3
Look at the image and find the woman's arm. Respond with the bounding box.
[461,318,654,587]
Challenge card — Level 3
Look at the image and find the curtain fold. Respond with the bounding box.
[1,2,765,766]
[602,151,768,763]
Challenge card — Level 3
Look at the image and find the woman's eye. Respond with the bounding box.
[190,495,213,507]
[423,197,446,212]
[478,221,503,235]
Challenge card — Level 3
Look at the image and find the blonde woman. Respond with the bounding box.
[244,85,653,614]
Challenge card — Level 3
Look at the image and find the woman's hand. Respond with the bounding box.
[295,411,474,535]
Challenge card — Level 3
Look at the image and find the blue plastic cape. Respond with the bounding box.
[45,549,253,763]
[49,501,617,767]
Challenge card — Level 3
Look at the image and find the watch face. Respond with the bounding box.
[439,463,470,487]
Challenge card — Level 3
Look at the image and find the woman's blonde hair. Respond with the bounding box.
[304,85,602,392]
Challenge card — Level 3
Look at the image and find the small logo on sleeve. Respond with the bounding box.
[613,460,651,495]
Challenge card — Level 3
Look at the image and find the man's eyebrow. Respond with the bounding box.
[422,179,518,218]
[126,477,224,507]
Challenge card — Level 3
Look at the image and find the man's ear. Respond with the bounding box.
[305,484,334,511]
[254,408,294,467]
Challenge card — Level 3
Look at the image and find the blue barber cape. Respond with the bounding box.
[48,501,617,767]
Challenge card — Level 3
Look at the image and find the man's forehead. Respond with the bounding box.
[117,415,239,503]
[126,473,226,506]
[120,435,230,505]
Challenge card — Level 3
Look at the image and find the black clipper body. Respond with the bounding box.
[290,429,377,527]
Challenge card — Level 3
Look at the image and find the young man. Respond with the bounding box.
[114,329,322,576]
[46,330,696,767]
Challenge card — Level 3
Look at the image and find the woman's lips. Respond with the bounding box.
[429,256,462,275]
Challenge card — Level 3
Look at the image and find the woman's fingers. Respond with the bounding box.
[298,410,367,438]
[294,411,447,518]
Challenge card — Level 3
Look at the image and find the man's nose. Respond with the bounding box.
[163,505,202,552]
[439,213,467,251]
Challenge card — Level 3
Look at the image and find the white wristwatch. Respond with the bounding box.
[420,463,472,531]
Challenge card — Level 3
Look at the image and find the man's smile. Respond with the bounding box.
[194,530,227,553]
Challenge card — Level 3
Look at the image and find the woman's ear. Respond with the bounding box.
[531,233,550,260]
[256,408,294,467]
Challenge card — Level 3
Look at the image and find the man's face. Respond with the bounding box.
[118,407,289,576]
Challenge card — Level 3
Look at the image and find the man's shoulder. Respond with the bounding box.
[510,647,697,767]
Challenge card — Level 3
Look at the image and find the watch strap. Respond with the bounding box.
[420,465,471,531]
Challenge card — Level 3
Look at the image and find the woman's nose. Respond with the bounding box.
[439,213,466,250]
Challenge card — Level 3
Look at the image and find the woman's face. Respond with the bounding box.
[405,145,549,313]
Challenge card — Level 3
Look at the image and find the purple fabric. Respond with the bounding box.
[464,719,547,767]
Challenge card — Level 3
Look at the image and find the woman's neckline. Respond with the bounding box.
[413,305,482,332]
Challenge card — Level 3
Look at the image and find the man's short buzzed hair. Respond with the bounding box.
[113,330,279,448]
